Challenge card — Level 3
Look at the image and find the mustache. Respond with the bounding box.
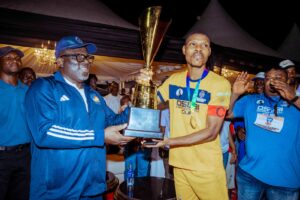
[193,52,203,57]
[77,63,90,70]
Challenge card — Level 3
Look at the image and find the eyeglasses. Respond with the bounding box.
[3,56,21,62]
[60,54,94,63]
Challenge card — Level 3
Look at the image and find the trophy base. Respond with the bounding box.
[124,107,162,139]
[124,129,163,139]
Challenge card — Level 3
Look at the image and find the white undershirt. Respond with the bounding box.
[64,77,89,112]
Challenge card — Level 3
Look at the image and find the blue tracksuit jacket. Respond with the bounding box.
[25,71,128,199]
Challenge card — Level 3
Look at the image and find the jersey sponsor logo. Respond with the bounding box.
[176,88,184,97]
[197,90,207,103]
[176,100,199,114]
[257,105,283,115]
[169,85,211,103]
[60,95,70,102]
[256,99,264,105]
[257,105,272,113]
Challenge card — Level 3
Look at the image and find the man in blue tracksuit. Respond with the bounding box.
[25,36,134,200]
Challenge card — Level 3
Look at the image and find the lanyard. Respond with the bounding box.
[264,94,281,116]
[186,69,209,112]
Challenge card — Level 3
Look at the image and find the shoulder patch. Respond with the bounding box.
[90,94,101,104]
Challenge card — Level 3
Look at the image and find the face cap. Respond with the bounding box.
[55,36,97,58]
[0,46,24,58]
[279,59,295,69]
[252,72,265,80]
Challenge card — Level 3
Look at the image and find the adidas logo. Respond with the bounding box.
[60,95,70,102]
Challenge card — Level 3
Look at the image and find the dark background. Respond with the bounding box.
[102,0,298,50]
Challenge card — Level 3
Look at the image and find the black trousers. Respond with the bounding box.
[0,145,31,200]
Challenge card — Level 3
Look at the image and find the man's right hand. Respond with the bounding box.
[135,68,153,86]
[104,124,135,145]
[226,72,249,119]
[233,71,250,95]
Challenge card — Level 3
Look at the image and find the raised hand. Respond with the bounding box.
[272,80,296,101]
[233,71,250,95]
[105,124,135,145]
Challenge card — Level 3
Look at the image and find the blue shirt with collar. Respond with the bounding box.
[233,93,300,188]
[0,79,31,146]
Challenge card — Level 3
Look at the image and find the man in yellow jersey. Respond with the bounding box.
[152,33,231,199]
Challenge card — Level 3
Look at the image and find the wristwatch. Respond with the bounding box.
[289,96,299,104]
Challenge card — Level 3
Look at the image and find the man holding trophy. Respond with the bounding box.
[152,32,231,200]
[128,6,230,199]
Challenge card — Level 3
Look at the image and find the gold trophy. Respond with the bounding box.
[124,6,171,139]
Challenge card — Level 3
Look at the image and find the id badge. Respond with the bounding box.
[254,113,284,133]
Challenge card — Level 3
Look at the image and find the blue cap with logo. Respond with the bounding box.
[55,36,97,58]
[0,46,24,58]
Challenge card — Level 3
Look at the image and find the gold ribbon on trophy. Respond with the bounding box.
[133,6,171,109]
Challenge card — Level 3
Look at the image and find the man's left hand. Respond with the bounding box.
[272,80,296,101]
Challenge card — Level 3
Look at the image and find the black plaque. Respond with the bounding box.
[124,107,163,139]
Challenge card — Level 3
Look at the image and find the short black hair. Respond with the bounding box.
[120,95,131,106]
[18,67,36,78]
[184,32,210,45]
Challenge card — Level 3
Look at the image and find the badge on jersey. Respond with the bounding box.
[254,113,284,133]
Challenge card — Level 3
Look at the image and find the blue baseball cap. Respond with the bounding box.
[0,46,24,58]
[55,36,97,58]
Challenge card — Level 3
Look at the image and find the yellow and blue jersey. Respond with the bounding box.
[158,70,231,171]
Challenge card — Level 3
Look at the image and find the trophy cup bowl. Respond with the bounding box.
[123,6,171,139]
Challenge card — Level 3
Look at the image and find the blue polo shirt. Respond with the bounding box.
[0,80,31,146]
[233,93,300,188]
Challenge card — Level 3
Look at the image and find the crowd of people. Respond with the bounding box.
[0,32,299,200]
